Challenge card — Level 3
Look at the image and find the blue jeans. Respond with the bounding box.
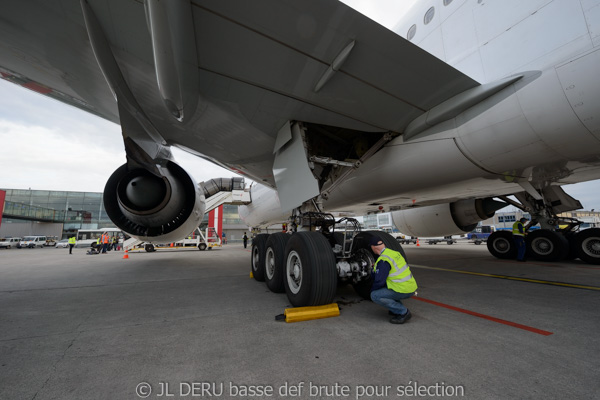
[371,288,414,316]
[514,236,526,260]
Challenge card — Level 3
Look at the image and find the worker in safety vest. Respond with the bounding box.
[512,217,528,261]
[369,236,418,324]
[68,236,76,254]
[101,232,109,253]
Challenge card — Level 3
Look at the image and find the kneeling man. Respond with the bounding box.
[369,236,417,324]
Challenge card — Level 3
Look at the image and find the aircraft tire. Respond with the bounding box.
[565,233,578,260]
[284,232,337,307]
[487,231,517,259]
[251,234,269,282]
[526,230,568,262]
[573,228,600,265]
[264,233,291,293]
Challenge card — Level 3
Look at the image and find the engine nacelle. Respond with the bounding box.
[238,184,288,228]
[103,161,205,243]
[391,198,506,237]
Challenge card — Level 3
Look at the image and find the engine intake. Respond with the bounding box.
[104,161,205,243]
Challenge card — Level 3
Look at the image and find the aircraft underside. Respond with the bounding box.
[1,0,599,306]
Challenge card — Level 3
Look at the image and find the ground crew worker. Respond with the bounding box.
[68,236,76,254]
[369,236,418,324]
[101,232,109,253]
[243,232,248,249]
[111,236,117,251]
[513,217,528,261]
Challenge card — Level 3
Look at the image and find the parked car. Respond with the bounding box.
[55,239,69,248]
[18,236,47,248]
[0,237,21,249]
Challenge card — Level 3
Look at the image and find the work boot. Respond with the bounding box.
[390,310,412,324]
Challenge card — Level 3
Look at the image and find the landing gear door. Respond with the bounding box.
[272,122,320,212]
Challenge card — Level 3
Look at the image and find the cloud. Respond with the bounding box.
[0,80,238,193]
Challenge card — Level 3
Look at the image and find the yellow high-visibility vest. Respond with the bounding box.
[373,248,418,293]
[68,237,76,245]
[512,221,525,236]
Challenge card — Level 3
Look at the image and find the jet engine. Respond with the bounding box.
[103,161,205,243]
[391,198,507,237]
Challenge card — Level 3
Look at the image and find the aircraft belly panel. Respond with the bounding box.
[323,138,489,210]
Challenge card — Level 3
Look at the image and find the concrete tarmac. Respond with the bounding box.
[0,242,599,399]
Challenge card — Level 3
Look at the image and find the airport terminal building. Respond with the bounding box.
[0,188,248,241]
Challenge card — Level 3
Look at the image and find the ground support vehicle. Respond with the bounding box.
[396,235,418,245]
[18,236,47,248]
[251,212,408,307]
[468,226,495,245]
[423,236,456,245]
[125,227,222,252]
[0,237,21,249]
[44,236,58,247]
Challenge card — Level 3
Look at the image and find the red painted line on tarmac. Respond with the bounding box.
[413,296,553,336]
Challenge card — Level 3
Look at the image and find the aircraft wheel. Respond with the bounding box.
[573,228,600,265]
[198,243,207,251]
[264,233,291,293]
[251,234,269,282]
[526,230,568,261]
[284,232,337,307]
[487,231,517,259]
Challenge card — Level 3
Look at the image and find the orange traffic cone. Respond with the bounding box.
[416,238,420,247]
[123,250,129,259]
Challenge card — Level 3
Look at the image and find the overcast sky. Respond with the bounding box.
[1,0,599,211]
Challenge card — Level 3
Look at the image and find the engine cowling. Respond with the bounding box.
[103,161,205,243]
[391,198,507,237]
[238,184,288,228]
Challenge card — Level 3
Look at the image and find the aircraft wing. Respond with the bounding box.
[0,0,477,140]
[191,0,479,132]
[0,0,485,216]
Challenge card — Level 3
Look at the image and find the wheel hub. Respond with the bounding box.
[493,238,510,253]
[286,251,302,294]
[265,248,275,279]
[532,238,553,255]
[582,237,600,257]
